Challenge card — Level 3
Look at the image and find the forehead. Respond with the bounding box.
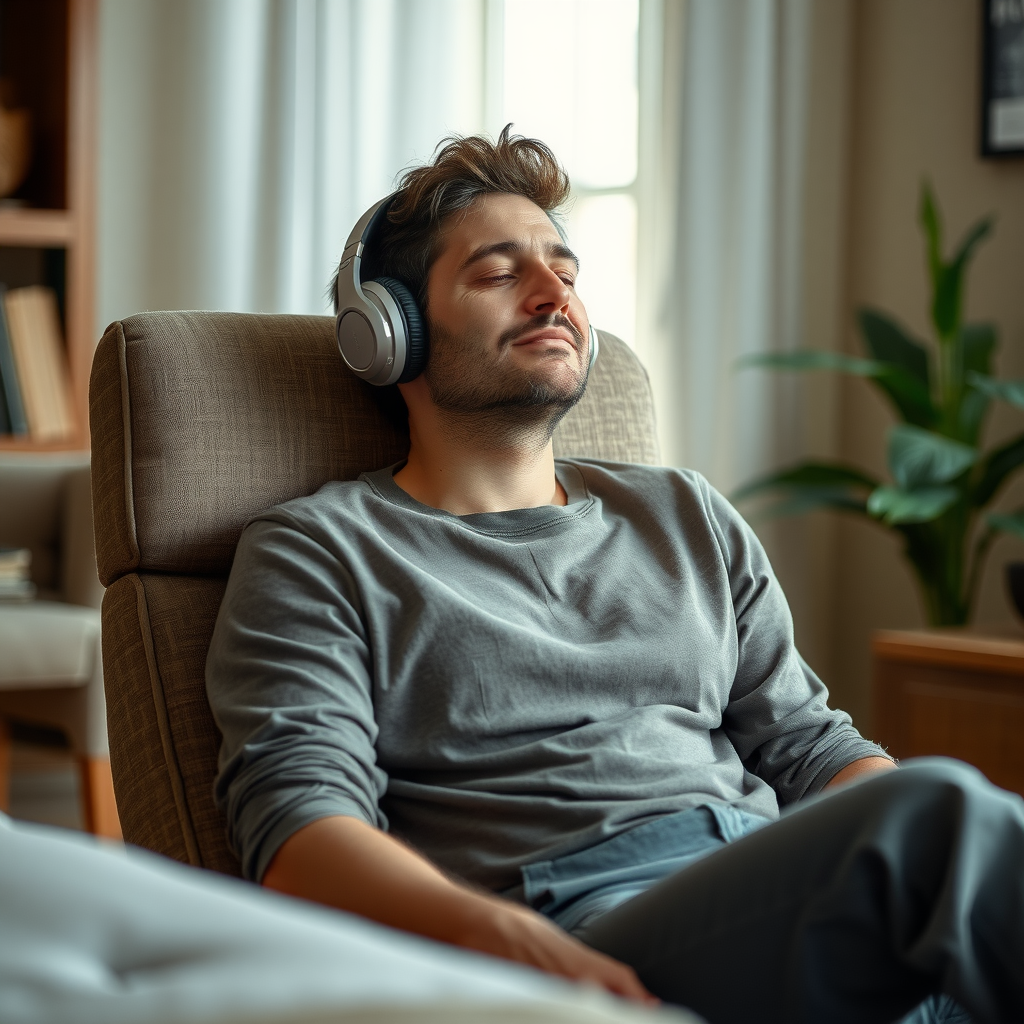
[438,193,564,265]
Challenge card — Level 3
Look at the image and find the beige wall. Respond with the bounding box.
[830,0,1024,731]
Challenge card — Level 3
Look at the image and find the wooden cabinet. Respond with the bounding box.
[0,0,96,452]
[872,629,1024,797]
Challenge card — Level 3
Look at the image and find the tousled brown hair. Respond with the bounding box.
[331,125,570,313]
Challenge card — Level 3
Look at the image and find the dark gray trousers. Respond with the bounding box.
[577,760,1024,1024]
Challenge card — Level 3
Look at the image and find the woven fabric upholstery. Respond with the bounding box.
[554,331,660,466]
[100,576,191,863]
[91,312,410,585]
[91,312,658,873]
[102,573,237,873]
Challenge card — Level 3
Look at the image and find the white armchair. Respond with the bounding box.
[0,454,118,837]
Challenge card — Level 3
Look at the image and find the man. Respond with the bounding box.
[207,129,1024,1024]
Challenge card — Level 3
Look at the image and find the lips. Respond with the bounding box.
[511,329,578,351]
[500,314,584,355]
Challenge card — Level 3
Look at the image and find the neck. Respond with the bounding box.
[393,401,566,515]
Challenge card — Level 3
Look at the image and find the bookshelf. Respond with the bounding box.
[0,0,96,452]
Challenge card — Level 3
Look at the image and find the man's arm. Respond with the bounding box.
[824,756,897,790]
[262,815,655,1004]
[701,480,895,803]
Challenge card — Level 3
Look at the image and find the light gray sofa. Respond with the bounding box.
[0,811,699,1024]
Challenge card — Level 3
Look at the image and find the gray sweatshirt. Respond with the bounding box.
[207,460,885,888]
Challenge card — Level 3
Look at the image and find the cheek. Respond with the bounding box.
[427,298,501,364]
[568,299,590,336]
[450,292,515,344]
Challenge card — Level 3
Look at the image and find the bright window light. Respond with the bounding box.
[499,0,639,346]
[502,0,638,189]
[565,193,637,346]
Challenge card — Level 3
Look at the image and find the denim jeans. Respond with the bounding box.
[521,802,772,933]
[519,762,1016,1022]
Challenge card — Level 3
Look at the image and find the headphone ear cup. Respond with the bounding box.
[375,276,427,383]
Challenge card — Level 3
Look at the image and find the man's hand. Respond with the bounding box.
[263,815,655,1005]
[455,892,656,1004]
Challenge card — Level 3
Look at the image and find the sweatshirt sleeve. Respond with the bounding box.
[699,478,891,804]
[206,515,388,882]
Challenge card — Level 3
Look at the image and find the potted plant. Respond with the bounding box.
[736,184,1024,627]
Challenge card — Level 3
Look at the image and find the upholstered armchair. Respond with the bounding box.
[90,312,658,874]
[0,454,118,836]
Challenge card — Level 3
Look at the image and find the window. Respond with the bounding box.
[491,0,640,346]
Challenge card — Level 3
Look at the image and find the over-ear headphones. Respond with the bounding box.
[335,193,599,386]
[335,193,426,386]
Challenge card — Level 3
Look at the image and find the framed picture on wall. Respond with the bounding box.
[981,0,1024,157]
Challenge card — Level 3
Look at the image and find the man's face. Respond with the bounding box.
[420,193,591,425]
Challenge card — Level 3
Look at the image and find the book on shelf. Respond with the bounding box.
[4,285,75,442]
[0,578,35,601]
[0,546,35,603]
[0,283,28,436]
[0,545,31,575]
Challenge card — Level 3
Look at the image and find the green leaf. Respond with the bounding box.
[956,388,990,447]
[973,432,1024,507]
[858,309,930,386]
[962,323,997,376]
[740,348,936,428]
[874,373,937,429]
[868,485,959,524]
[856,309,937,427]
[748,489,871,522]
[932,216,993,339]
[950,325,999,442]
[733,461,879,501]
[987,511,1024,542]
[737,351,883,375]
[733,461,878,522]
[888,424,977,489]
[919,181,942,294]
[967,373,1024,410]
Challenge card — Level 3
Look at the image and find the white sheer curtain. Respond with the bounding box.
[97,0,487,328]
[636,0,855,673]
[641,0,818,485]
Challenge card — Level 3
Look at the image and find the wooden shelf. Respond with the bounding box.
[0,428,86,452]
[0,0,96,455]
[0,208,74,247]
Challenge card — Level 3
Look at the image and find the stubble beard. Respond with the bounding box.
[422,313,590,451]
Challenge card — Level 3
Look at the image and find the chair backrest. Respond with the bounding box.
[90,311,659,874]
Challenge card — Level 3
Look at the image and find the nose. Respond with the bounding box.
[524,262,571,317]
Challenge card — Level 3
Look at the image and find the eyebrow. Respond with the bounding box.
[458,239,580,274]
